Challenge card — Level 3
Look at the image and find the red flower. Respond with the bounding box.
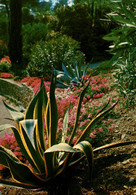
[0,72,14,78]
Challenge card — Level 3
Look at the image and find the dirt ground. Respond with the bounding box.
[0,74,136,194]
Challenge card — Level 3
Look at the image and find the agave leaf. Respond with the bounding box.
[74,63,80,81]
[93,141,136,152]
[45,143,79,154]
[24,88,40,120]
[0,178,37,189]
[43,152,58,178]
[11,127,39,171]
[43,143,79,178]
[0,146,20,168]
[62,64,75,78]
[44,99,50,142]
[48,76,58,147]
[75,101,118,144]
[20,120,37,149]
[56,81,69,88]
[94,99,111,117]
[0,124,15,132]
[3,101,24,122]
[73,141,94,179]
[61,106,70,143]
[33,81,47,152]
[19,120,45,173]
[68,82,90,145]
[0,149,47,186]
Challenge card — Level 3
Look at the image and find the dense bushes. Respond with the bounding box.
[22,22,48,61]
[104,0,136,108]
[55,2,114,62]
[27,33,84,77]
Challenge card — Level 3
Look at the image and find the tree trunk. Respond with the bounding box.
[9,0,22,74]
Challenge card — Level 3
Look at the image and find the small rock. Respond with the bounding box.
[122,159,130,164]
[129,177,135,182]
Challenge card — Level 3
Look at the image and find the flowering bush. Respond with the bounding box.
[27,33,84,77]
[21,76,50,93]
[0,72,14,78]
[0,56,11,73]
[0,56,11,64]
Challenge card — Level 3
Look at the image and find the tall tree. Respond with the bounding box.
[9,0,22,73]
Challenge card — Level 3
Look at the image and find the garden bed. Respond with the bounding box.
[0,73,136,194]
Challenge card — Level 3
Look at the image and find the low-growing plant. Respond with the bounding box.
[0,72,14,79]
[0,75,135,194]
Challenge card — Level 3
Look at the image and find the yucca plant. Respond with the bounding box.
[0,75,136,194]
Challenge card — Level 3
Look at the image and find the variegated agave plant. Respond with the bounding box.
[0,75,135,192]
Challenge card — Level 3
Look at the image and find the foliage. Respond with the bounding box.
[55,56,87,88]
[27,33,83,77]
[0,56,11,73]
[0,74,124,192]
[0,62,10,73]
[55,2,115,62]
[104,0,136,61]
[1,73,115,173]
[22,22,48,62]
[22,7,34,25]
[113,54,136,108]
[104,0,136,108]
[0,16,8,44]
[0,40,8,59]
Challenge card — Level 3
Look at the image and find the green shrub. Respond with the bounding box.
[0,62,11,73]
[22,22,48,61]
[27,33,84,77]
[104,0,136,108]
[0,16,8,44]
[0,41,8,59]
[55,2,115,62]
[114,54,136,108]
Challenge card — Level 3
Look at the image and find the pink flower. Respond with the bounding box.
[72,136,78,144]
[89,133,96,139]
[76,129,82,135]
[99,127,103,132]
[88,113,92,118]
[0,72,14,78]
[87,95,91,99]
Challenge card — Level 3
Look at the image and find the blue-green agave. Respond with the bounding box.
[55,59,90,88]
[0,75,135,191]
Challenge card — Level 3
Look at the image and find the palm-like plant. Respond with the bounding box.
[0,74,136,193]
